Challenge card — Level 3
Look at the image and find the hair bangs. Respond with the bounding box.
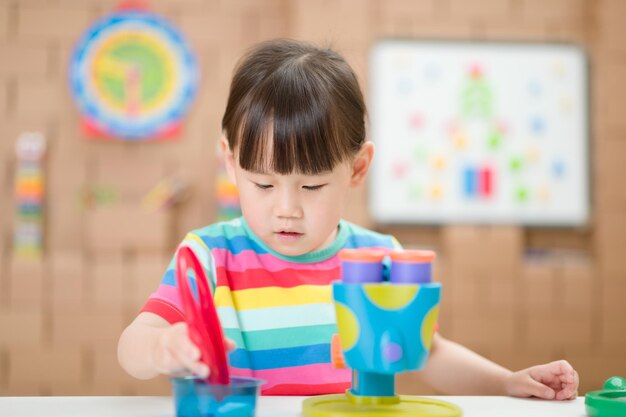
[237,74,350,175]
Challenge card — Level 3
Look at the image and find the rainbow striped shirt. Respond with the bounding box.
[142,217,399,395]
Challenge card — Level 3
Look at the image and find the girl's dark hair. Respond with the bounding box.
[221,39,366,175]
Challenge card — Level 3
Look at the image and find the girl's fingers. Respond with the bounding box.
[553,368,578,400]
[154,349,177,374]
[171,333,209,377]
[176,336,201,361]
[556,386,576,400]
[160,323,235,378]
[566,371,580,400]
[225,338,237,351]
[525,360,579,401]
[524,376,556,399]
[531,360,575,384]
[170,346,209,378]
[554,360,575,379]
[156,323,205,377]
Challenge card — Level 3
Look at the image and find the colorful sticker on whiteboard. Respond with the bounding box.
[69,3,198,141]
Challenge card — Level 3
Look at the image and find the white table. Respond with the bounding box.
[0,395,588,417]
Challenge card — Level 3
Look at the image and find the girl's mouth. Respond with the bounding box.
[276,231,304,242]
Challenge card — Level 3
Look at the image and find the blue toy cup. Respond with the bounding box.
[171,376,264,417]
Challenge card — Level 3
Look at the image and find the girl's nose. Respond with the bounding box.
[275,189,303,219]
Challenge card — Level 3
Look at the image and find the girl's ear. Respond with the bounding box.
[220,136,238,185]
[350,141,374,187]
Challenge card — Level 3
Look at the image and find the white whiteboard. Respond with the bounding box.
[369,40,589,226]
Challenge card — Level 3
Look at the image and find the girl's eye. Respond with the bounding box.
[303,184,327,191]
[254,183,273,190]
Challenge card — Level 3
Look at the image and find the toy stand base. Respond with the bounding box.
[303,392,462,417]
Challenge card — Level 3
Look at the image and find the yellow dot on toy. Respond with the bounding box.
[363,285,419,310]
[334,302,359,351]
[421,305,439,351]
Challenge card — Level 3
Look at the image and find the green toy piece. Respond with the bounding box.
[586,376,626,417]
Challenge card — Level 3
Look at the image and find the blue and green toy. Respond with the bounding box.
[303,249,462,417]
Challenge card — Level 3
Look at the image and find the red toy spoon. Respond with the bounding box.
[175,246,230,385]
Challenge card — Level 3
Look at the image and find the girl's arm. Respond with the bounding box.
[398,333,578,399]
[402,333,511,395]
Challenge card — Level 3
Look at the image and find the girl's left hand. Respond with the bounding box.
[505,360,579,400]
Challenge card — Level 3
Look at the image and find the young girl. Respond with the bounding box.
[118,38,579,399]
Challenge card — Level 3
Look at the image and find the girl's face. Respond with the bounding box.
[221,138,373,257]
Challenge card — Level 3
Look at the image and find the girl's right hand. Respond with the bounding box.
[152,322,236,378]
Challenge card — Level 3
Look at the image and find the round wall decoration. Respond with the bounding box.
[70,4,198,140]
